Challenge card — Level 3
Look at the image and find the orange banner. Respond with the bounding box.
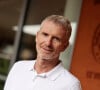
[70,0,100,90]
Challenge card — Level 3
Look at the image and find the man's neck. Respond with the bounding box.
[34,58,60,74]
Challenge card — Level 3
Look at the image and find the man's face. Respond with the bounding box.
[36,21,68,60]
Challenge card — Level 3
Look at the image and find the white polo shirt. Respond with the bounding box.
[4,60,81,90]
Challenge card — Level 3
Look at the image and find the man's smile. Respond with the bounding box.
[41,47,53,54]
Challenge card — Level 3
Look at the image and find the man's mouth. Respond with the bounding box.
[41,47,53,53]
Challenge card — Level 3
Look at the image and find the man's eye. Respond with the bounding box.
[42,32,48,36]
[53,37,61,42]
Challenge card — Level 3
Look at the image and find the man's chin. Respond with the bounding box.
[37,52,59,59]
[38,54,58,61]
[40,56,54,61]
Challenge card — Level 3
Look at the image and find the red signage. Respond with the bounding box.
[70,0,100,90]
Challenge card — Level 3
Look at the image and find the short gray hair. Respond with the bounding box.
[41,15,72,40]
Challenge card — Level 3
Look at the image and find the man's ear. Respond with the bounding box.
[61,41,69,52]
[35,31,38,42]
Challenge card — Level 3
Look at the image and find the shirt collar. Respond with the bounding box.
[29,60,64,81]
[46,62,64,81]
[29,60,36,71]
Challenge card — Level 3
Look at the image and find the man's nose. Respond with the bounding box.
[45,37,52,46]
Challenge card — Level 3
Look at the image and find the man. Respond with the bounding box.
[4,15,82,90]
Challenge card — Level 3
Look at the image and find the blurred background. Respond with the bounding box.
[0,0,100,90]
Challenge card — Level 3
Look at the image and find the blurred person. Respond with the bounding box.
[4,15,82,90]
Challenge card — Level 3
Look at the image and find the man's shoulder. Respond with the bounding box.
[58,68,81,89]
[11,60,35,71]
[14,60,35,65]
[61,68,80,84]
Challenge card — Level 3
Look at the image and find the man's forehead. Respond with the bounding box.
[40,21,64,31]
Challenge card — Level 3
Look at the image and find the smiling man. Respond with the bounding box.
[4,15,82,90]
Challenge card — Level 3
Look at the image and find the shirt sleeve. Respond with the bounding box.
[3,62,18,90]
[70,81,82,90]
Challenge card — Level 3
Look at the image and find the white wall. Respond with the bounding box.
[61,0,82,69]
